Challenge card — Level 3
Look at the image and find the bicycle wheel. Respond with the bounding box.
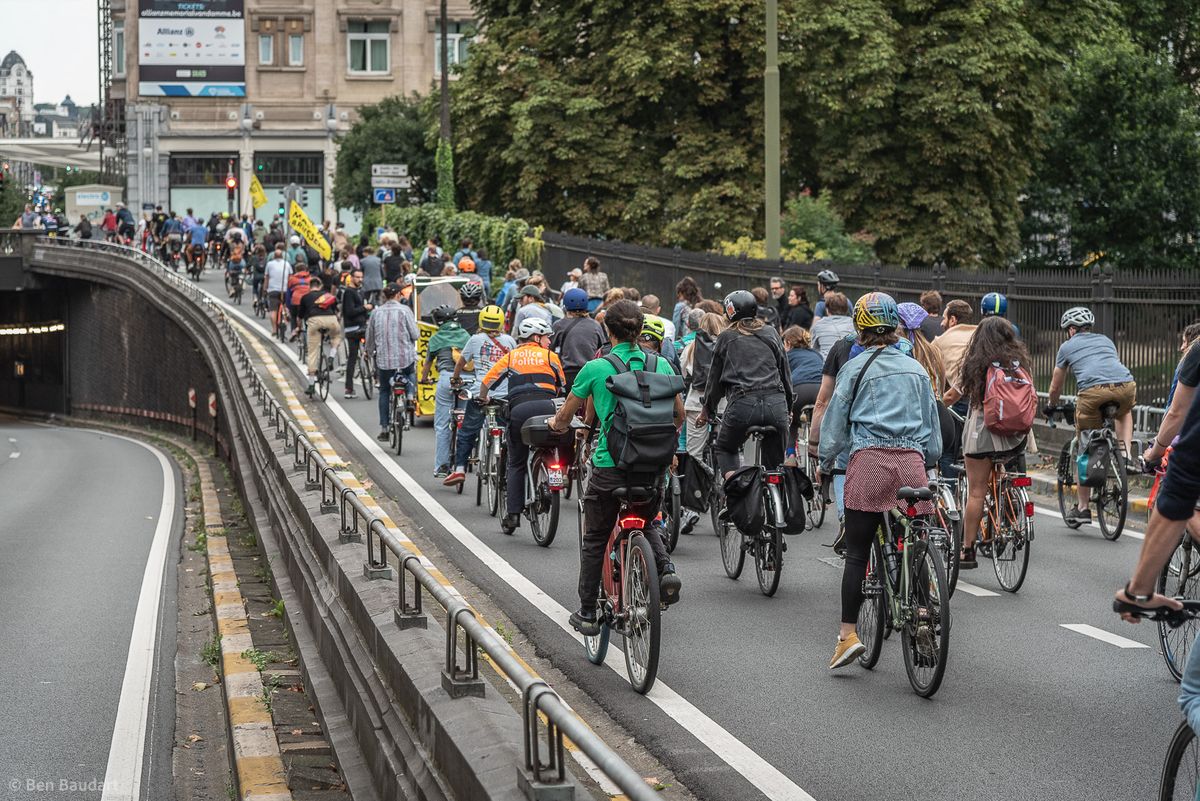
[719,516,745,579]
[901,541,950,698]
[806,456,826,529]
[1057,440,1083,529]
[584,620,610,665]
[530,466,559,548]
[1158,536,1200,682]
[665,472,681,554]
[486,440,502,517]
[857,538,886,670]
[495,445,508,518]
[623,534,661,694]
[1097,449,1128,540]
[1159,720,1199,801]
[991,484,1032,593]
[935,483,962,597]
[475,436,486,507]
[755,488,783,596]
[317,358,330,401]
[392,398,405,456]
[359,354,374,399]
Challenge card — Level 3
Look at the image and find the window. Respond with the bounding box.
[169,155,239,187]
[433,23,474,77]
[252,153,323,186]
[259,34,274,66]
[288,34,304,66]
[114,23,125,76]
[347,21,389,74]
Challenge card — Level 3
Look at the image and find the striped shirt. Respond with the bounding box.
[366,300,419,370]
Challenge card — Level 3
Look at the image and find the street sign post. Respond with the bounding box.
[208,392,217,454]
[370,175,412,189]
[373,188,396,204]
[371,163,409,177]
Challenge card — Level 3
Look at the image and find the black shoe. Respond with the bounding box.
[659,564,682,606]
[434,465,450,479]
[1066,505,1092,526]
[501,514,519,535]
[377,429,389,441]
[569,608,602,636]
[959,545,978,570]
[829,521,847,556]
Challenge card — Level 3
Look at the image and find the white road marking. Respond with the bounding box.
[218,298,819,801]
[1060,623,1149,649]
[8,451,18,459]
[96,432,177,801]
[955,581,1000,597]
[8,437,16,442]
[1031,502,1144,540]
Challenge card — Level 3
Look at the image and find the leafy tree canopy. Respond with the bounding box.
[333,95,436,214]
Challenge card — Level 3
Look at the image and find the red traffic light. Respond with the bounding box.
[225,176,237,190]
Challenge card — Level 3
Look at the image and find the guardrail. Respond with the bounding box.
[1034,390,1166,437]
[39,236,659,801]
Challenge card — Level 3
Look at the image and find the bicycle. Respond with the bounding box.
[855,485,952,697]
[478,400,508,516]
[1111,598,1200,800]
[704,418,723,536]
[517,413,575,546]
[226,272,244,305]
[716,426,787,597]
[931,469,963,596]
[253,285,268,319]
[796,404,829,529]
[1047,402,1128,540]
[310,331,334,402]
[961,454,1035,593]
[579,480,664,695]
[1148,448,1200,682]
[389,375,412,456]
[446,382,472,495]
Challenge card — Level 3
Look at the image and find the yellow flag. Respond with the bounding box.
[249,175,268,209]
[288,200,332,261]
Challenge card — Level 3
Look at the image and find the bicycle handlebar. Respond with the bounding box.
[1112,598,1200,627]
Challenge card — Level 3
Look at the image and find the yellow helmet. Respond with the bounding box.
[479,304,505,332]
[639,316,666,342]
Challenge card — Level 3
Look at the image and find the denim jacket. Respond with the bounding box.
[818,345,942,472]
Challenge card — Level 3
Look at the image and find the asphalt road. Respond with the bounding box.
[0,420,179,801]
[213,277,1182,801]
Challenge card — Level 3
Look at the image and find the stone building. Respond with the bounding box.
[0,51,35,134]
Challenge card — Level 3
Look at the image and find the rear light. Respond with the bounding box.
[904,505,917,518]
[393,387,406,396]
[1025,502,1035,518]
[549,463,562,470]
[766,473,782,485]
[490,428,503,437]
[1012,476,1032,488]
[619,516,645,530]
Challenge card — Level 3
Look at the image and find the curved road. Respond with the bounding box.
[213,278,1180,801]
[0,420,178,801]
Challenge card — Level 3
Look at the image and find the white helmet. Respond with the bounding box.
[517,317,553,340]
[1060,306,1095,330]
[289,235,301,245]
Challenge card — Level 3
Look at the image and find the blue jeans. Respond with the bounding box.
[833,474,846,520]
[377,365,415,429]
[434,374,458,470]
[453,398,500,471]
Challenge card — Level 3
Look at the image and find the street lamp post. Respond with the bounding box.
[764,0,781,261]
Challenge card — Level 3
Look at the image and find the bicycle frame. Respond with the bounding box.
[877,507,922,629]
[983,460,1035,538]
[600,506,649,633]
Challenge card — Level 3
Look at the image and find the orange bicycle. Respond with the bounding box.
[967,456,1035,593]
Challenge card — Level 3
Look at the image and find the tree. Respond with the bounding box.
[333,95,436,214]
[1020,34,1200,270]
[781,192,875,264]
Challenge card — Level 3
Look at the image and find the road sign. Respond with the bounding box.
[373,188,396,204]
[208,392,217,418]
[371,163,408,177]
[188,388,197,409]
[370,175,413,189]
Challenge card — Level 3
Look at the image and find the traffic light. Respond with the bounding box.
[298,187,309,206]
[226,175,237,201]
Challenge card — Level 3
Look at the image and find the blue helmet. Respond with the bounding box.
[562,287,589,312]
[981,292,1008,318]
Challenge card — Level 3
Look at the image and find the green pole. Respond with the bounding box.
[764,0,781,260]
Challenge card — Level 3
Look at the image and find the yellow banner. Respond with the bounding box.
[249,175,268,209]
[288,200,331,261]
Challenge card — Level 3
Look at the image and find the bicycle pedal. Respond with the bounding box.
[861,581,882,597]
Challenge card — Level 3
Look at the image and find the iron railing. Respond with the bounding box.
[36,236,660,801]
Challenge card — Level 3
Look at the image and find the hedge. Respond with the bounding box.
[364,204,544,273]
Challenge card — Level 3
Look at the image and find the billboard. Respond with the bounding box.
[137,0,245,97]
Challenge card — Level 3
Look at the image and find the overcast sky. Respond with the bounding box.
[1,0,100,107]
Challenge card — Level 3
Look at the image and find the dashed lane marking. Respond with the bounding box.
[8,451,18,459]
[955,581,1000,597]
[1060,623,1150,649]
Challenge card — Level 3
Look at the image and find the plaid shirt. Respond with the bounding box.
[366,300,419,370]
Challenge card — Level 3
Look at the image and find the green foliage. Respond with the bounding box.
[0,178,27,226]
[435,140,455,211]
[1121,1,1200,91]
[714,236,825,263]
[1020,33,1200,270]
[333,95,436,213]
[201,635,221,669]
[781,192,876,265]
[364,204,544,270]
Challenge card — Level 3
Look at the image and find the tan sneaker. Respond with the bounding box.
[829,632,866,670]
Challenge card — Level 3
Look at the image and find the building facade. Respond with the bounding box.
[0,51,35,134]
[111,0,474,227]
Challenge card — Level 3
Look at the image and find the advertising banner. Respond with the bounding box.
[137,0,245,97]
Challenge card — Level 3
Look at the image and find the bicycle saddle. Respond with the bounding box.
[896,486,935,502]
[745,426,776,437]
[612,486,656,503]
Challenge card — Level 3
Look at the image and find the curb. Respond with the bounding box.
[1026,469,1150,514]
[196,458,294,801]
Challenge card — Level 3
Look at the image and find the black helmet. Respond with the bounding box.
[817,269,840,288]
[723,290,757,323]
[431,303,455,324]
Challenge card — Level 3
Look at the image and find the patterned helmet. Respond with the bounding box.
[1060,306,1095,329]
[980,292,1008,318]
[853,292,900,333]
[478,304,505,332]
[723,290,757,322]
[459,280,484,302]
[639,316,666,342]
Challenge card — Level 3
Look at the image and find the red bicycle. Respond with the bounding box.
[578,482,662,694]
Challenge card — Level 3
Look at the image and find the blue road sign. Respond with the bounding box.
[373,188,396,204]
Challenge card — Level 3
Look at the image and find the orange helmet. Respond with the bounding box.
[457,257,477,273]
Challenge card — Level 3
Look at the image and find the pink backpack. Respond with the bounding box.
[983,360,1036,436]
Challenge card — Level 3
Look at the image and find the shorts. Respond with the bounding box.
[267,291,284,312]
[1076,381,1136,431]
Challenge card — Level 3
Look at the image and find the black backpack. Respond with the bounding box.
[603,352,685,471]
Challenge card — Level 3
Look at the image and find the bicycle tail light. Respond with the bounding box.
[766,473,782,485]
[1025,501,1035,518]
[905,504,917,518]
[490,428,503,437]
[1012,476,1032,488]
[620,516,646,530]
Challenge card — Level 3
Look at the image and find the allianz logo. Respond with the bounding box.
[156,27,195,37]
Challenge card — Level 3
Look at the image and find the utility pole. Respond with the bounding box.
[764,0,781,261]
[439,0,450,140]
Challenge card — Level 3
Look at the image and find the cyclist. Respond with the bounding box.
[477,318,565,535]
[783,326,823,460]
[942,317,1032,568]
[456,280,484,334]
[366,283,420,440]
[980,291,1020,338]
[421,304,472,479]
[287,235,305,266]
[811,269,840,321]
[810,292,855,359]
[638,314,680,374]
[818,292,942,669]
[341,268,372,400]
[699,290,792,479]
[1048,306,1137,526]
[443,305,517,487]
[511,285,554,333]
[249,244,268,306]
[264,245,292,330]
[224,237,247,298]
[932,299,977,417]
[115,202,135,242]
[297,277,342,396]
[547,300,682,634]
[680,312,727,461]
[286,257,313,340]
[160,212,184,261]
[552,288,608,392]
[186,214,208,268]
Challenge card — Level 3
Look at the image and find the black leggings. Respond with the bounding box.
[841,508,886,625]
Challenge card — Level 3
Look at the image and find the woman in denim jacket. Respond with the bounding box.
[819,292,942,670]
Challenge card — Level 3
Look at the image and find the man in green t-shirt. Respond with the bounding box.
[549,300,683,635]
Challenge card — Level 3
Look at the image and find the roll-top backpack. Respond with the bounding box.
[603,352,685,471]
[982,360,1036,437]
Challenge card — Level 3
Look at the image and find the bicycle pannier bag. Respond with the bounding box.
[678,453,713,513]
[780,464,814,535]
[603,352,684,471]
[722,466,764,536]
[982,360,1037,436]
[1078,433,1112,488]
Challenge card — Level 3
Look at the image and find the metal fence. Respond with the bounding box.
[541,232,1200,405]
